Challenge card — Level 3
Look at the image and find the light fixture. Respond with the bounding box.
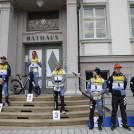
[41,19,46,25]
[36,0,45,8]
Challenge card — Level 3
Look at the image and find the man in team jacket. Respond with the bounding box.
[108,64,131,131]
[0,56,11,106]
[130,76,134,97]
[87,67,107,130]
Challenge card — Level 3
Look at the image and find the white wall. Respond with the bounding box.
[80,56,134,110]
[109,0,131,55]
[81,43,111,56]
[83,0,108,3]
[80,0,132,56]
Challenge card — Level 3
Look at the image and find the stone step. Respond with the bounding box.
[2,105,90,112]
[0,94,106,127]
[0,117,89,126]
[0,110,92,119]
[6,95,89,101]
[8,100,89,107]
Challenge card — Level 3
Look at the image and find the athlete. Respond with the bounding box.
[87,67,107,130]
[108,64,131,131]
[52,62,66,114]
[25,51,42,97]
[0,56,11,106]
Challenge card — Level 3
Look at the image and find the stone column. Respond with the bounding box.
[66,0,81,95]
[0,2,15,72]
[0,1,15,94]
[0,2,13,57]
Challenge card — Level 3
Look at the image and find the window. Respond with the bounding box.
[27,11,59,31]
[130,7,134,37]
[83,7,107,39]
[86,71,109,88]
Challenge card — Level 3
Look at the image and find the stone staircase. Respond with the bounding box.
[0,94,103,127]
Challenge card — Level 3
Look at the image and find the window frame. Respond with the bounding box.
[79,2,112,43]
[83,7,107,39]
[130,6,134,38]
[85,70,109,89]
[27,11,59,32]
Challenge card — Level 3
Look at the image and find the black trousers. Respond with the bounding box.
[29,72,33,93]
[29,72,38,94]
[111,95,127,126]
[0,85,2,103]
[53,91,64,111]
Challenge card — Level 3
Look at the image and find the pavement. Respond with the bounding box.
[0,125,133,134]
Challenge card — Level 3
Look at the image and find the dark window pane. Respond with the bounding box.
[95,8,105,17]
[84,20,94,29]
[85,29,94,38]
[96,29,106,38]
[96,20,105,29]
[27,11,59,31]
[131,7,134,15]
[86,71,108,88]
[84,9,93,18]
[131,18,134,27]
[132,28,134,37]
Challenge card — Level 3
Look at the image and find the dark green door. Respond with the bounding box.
[25,45,62,94]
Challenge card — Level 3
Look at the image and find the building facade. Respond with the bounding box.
[0,0,134,110]
[0,0,79,95]
[79,0,134,111]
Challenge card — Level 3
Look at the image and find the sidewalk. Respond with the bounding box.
[0,125,133,134]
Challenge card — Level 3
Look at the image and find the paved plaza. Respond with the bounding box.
[0,125,133,134]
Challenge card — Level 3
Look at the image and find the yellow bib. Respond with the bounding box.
[91,77,104,100]
[30,58,39,72]
[0,65,7,70]
[113,76,124,83]
[54,69,63,76]
[54,69,63,81]
[91,77,104,85]
[30,58,40,62]
[0,65,8,75]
